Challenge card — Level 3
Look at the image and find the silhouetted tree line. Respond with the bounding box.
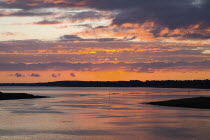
[1,80,210,89]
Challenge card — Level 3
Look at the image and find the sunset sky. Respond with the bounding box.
[1,0,210,83]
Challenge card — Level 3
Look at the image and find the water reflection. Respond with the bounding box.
[0,87,210,140]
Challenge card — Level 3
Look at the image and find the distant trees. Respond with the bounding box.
[0,80,210,89]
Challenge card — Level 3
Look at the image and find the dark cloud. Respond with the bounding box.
[76,24,93,28]
[58,10,112,21]
[60,35,135,42]
[52,73,61,78]
[2,61,210,73]
[9,73,25,77]
[59,35,118,42]
[72,11,105,20]
[9,72,41,78]
[181,33,210,40]
[29,73,41,77]
[60,35,83,41]
[152,29,210,40]
[34,20,61,25]
[70,73,76,77]
[0,0,79,10]
[86,0,210,30]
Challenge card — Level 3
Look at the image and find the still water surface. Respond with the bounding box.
[0,87,210,140]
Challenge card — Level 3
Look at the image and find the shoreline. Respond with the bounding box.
[1,80,210,89]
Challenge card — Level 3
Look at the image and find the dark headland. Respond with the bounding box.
[147,97,210,109]
[0,91,48,100]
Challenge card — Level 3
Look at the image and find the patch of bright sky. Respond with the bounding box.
[0,23,85,41]
[0,16,41,25]
[36,7,96,13]
[192,0,205,7]
[202,50,210,54]
[0,8,21,12]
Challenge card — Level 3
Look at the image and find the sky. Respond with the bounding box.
[1,0,210,83]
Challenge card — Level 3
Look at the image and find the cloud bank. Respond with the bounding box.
[2,61,210,73]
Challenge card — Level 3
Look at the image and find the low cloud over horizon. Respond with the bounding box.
[2,61,210,73]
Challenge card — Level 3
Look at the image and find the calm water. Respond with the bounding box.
[1,87,210,140]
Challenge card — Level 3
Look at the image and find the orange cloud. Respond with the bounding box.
[74,22,157,42]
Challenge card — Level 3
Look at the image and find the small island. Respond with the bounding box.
[0,91,48,100]
[147,97,210,109]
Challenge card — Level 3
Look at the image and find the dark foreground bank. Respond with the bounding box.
[0,92,48,100]
[147,97,210,109]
